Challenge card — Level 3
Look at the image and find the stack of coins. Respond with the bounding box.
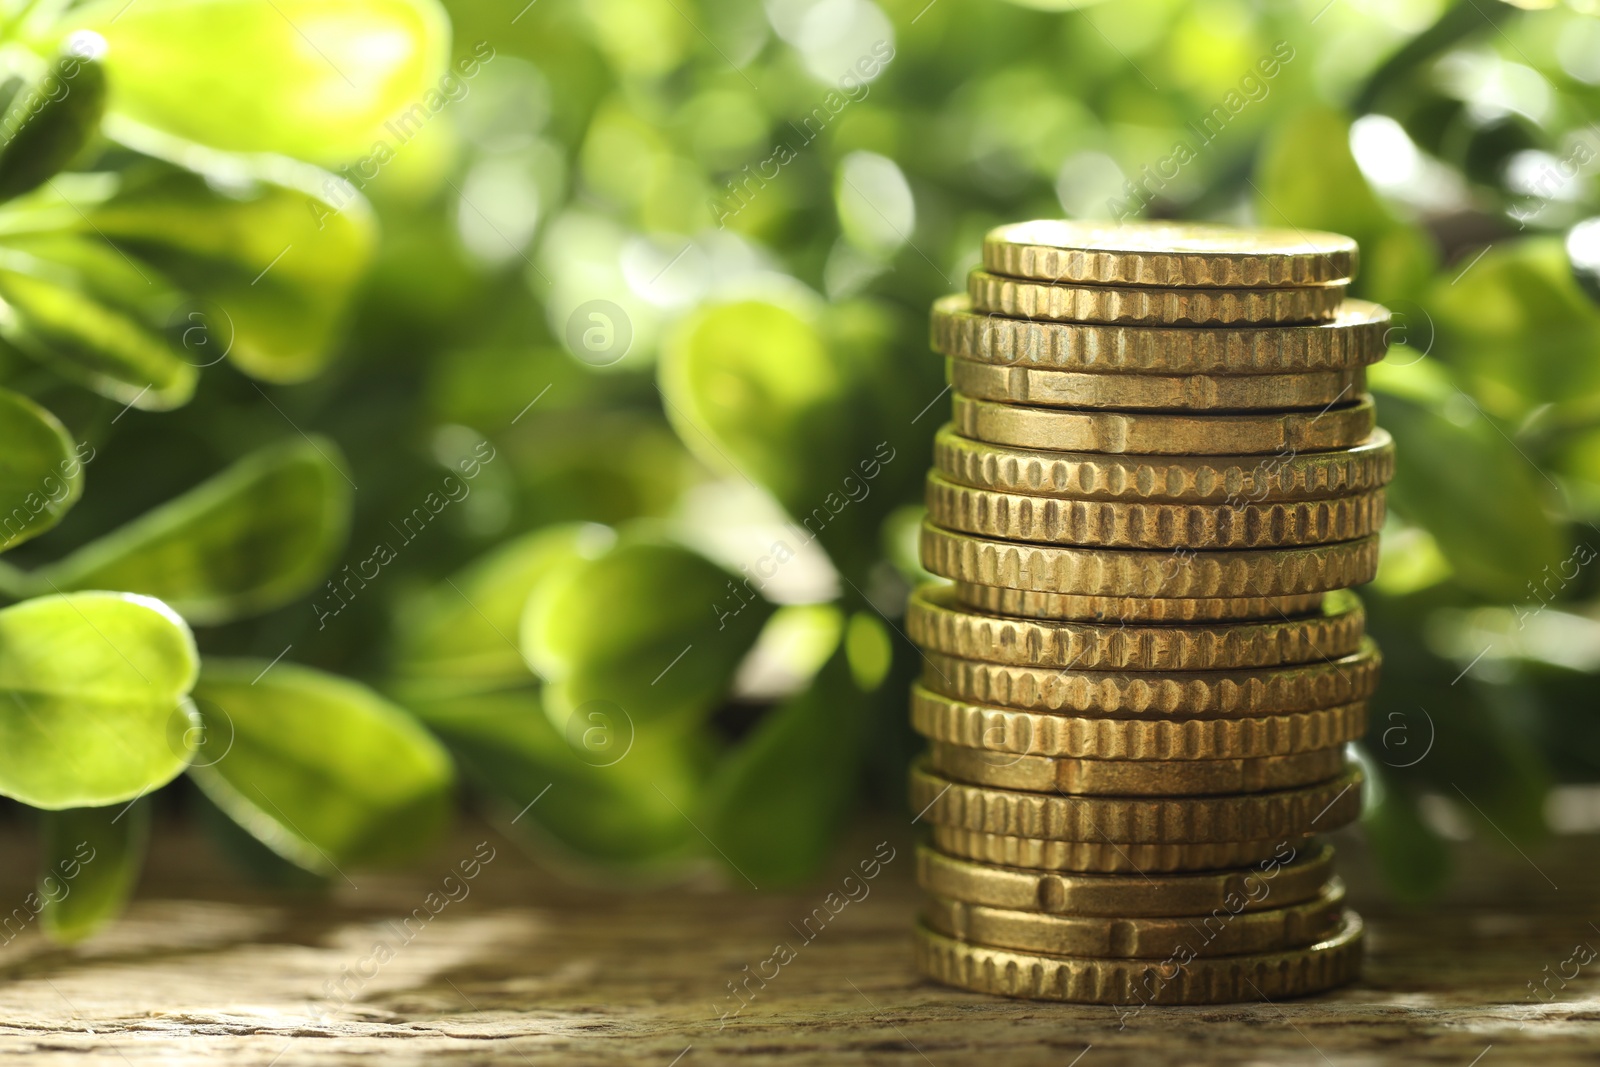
[907,221,1390,1005]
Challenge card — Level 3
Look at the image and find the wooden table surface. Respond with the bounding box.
[0,817,1594,1066]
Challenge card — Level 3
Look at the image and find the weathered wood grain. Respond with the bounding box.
[0,819,1592,1065]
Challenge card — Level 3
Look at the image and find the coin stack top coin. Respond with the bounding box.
[910,219,1382,1005]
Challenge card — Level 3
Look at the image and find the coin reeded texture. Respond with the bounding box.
[932,425,1394,504]
[981,220,1358,288]
[906,584,1366,671]
[914,841,1335,916]
[929,826,1304,874]
[930,294,1390,373]
[951,583,1327,622]
[969,269,1347,326]
[913,912,1365,1004]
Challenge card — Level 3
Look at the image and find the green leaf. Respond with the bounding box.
[392,523,613,696]
[659,298,935,582]
[1357,756,1450,904]
[701,644,866,886]
[38,799,149,943]
[36,438,351,624]
[84,160,376,383]
[1254,104,1435,300]
[0,591,197,809]
[1373,380,1565,600]
[406,687,703,869]
[0,33,107,203]
[68,0,451,164]
[0,235,198,409]
[1424,238,1600,414]
[189,659,454,872]
[522,537,775,732]
[0,386,84,551]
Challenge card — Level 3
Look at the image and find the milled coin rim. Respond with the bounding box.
[909,684,1369,759]
[906,583,1366,671]
[950,392,1377,457]
[968,269,1347,326]
[913,910,1364,1003]
[981,220,1358,288]
[947,357,1366,412]
[914,840,1336,916]
[908,760,1365,842]
[931,424,1395,503]
[930,293,1390,372]
[918,638,1381,717]
[920,522,1380,597]
[920,878,1347,958]
[950,584,1327,622]
[928,825,1302,873]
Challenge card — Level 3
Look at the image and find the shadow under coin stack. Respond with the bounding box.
[907,220,1391,1005]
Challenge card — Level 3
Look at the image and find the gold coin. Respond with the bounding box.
[921,523,1379,598]
[906,584,1366,672]
[913,911,1364,1003]
[915,840,1334,916]
[947,358,1365,412]
[922,879,1346,958]
[969,270,1346,326]
[931,293,1390,373]
[930,825,1299,873]
[932,425,1394,504]
[926,472,1386,549]
[927,742,1348,796]
[920,640,1379,717]
[981,220,1358,288]
[909,761,1363,842]
[952,393,1375,456]
[952,584,1325,622]
[910,685,1367,760]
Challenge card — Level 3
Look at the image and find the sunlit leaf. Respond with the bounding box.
[659,298,935,583]
[1255,104,1435,299]
[700,644,866,886]
[0,387,84,551]
[521,537,773,731]
[404,687,703,868]
[84,159,376,383]
[67,0,451,164]
[190,659,454,871]
[0,33,107,203]
[1425,238,1600,413]
[38,799,149,943]
[392,523,613,695]
[35,438,351,624]
[0,592,197,809]
[1373,374,1565,600]
[0,235,197,409]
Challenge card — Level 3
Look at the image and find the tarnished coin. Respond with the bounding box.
[981,220,1358,288]
[931,293,1390,373]
[913,911,1364,1003]
[915,841,1334,916]
[909,761,1364,842]
[921,523,1380,598]
[927,741,1347,796]
[921,879,1346,958]
[952,584,1325,622]
[969,270,1346,326]
[947,358,1365,412]
[952,393,1375,456]
[919,639,1380,717]
[906,584,1366,672]
[932,425,1394,504]
[909,685,1368,760]
[929,826,1298,873]
[926,472,1385,549]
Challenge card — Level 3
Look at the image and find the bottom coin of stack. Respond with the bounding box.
[905,586,1367,1005]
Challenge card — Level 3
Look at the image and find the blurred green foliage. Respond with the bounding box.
[3,0,1600,936]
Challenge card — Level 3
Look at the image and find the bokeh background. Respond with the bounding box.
[3,0,1600,938]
